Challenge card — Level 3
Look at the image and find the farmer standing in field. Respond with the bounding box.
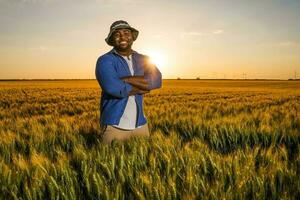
[95,20,162,144]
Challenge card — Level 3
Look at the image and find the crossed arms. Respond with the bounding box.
[96,56,162,98]
[121,76,150,96]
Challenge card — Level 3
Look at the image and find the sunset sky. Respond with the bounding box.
[0,0,300,79]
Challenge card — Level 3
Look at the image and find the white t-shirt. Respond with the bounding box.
[113,54,138,130]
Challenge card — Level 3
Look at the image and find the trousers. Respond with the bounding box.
[101,123,150,144]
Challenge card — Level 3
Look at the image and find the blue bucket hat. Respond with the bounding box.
[105,20,139,46]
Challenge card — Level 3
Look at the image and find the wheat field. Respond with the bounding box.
[0,80,299,200]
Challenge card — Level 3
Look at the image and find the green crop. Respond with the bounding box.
[0,80,299,199]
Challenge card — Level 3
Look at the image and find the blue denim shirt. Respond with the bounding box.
[95,48,162,127]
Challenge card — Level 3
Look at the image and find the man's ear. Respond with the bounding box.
[110,37,115,46]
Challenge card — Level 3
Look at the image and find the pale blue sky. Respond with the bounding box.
[0,0,300,79]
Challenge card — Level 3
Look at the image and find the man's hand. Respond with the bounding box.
[128,85,150,96]
[121,76,149,91]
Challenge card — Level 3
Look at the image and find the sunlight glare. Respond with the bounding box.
[147,51,166,67]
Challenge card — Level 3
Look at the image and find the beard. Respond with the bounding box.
[114,42,132,52]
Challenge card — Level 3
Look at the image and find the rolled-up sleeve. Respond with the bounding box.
[143,56,162,90]
[95,56,132,98]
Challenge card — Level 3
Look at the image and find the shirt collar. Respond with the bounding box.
[110,48,138,56]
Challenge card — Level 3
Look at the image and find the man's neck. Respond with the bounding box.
[115,49,133,57]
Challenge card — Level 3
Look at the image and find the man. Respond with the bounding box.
[95,20,162,144]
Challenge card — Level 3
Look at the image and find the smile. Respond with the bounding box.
[120,41,128,45]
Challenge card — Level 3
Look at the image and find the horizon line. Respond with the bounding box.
[0,78,299,81]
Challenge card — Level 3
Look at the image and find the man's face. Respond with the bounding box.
[112,28,133,51]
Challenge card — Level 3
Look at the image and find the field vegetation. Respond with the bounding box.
[0,80,299,199]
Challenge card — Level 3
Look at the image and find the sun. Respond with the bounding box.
[147,51,166,67]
